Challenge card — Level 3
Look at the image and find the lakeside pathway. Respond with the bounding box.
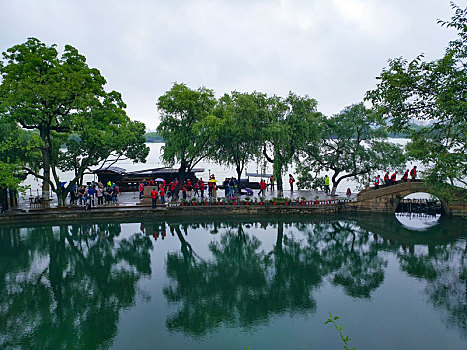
[17,188,356,211]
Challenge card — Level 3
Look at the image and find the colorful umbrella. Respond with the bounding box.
[155,178,165,182]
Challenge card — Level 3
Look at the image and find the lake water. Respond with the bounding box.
[1,214,466,349]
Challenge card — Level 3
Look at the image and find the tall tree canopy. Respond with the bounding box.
[297,103,406,195]
[262,93,322,196]
[156,83,218,188]
[366,3,467,187]
[0,38,149,205]
[211,91,267,187]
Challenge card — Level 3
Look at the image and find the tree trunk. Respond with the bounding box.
[274,158,283,198]
[236,165,242,192]
[176,161,189,199]
[331,172,341,196]
[40,128,51,199]
[57,189,67,207]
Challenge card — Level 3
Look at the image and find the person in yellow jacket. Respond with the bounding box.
[325,175,330,194]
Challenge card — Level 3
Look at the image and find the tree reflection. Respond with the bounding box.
[398,241,467,335]
[0,223,153,349]
[163,219,387,336]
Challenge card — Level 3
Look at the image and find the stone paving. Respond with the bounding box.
[17,188,357,211]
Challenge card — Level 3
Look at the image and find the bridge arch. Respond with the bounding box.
[350,181,465,216]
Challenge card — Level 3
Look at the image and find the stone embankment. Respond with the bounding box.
[0,203,343,225]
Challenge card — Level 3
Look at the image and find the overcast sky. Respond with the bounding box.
[1,0,465,130]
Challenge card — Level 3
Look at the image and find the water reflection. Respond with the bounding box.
[154,215,466,338]
[0,215,465,348]
[0,223,153,349]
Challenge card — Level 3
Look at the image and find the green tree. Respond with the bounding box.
[0,38,149,205]
[156,83,218,191]
[211,91,267,188]
[0,116,41,191]
[297,103,406,196]
[262,93,322,196]
[366,3,467,187]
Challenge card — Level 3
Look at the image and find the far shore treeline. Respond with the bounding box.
[0,3,466,206]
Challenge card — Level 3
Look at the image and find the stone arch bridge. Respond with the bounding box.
[347,180,467,217]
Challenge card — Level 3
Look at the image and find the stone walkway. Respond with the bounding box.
[18,188,357,211]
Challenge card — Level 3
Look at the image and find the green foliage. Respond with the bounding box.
[297,103,406,195]
[0,117,41,190]
[325,313,356,350]
[0,38,149,204]
[156,83,218,176]
[211,91,267,184]
[262,92,322,194]
[366,3,467,187]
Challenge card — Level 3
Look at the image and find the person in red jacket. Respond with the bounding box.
[199,179,205,198]
[410,166,417,181]
[159,186,165,204]
[384,172,390,186]
[390,171,397,185]
[402,169,409,182]
[139,181,145,199]
[259,179,267,196]
[151,188,158,208]
[289,174,295,192]
[374,175,381,189]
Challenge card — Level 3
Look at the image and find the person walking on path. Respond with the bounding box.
[269,175,275,191]
[410,166,417,181]
[324,175,330,194]
[151,188,158,208]
[289,174,295,192]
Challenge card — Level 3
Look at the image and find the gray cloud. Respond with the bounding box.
[1,0,464,129]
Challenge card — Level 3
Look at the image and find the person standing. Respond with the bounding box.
[390,171,397,185]
[159,186,165,205]
[374,175,381,189]
[139,180,144,199]
[269,175,275,191]
[193,180,199,196]
[324,175,330,194]
[410,166,417,181]
[229,177,235,197]
[96,185,104,206]
[402,169,409,182]
[259,179,266,197]
[289,174,295,192]
[199,179,205,198]
[182,182,187,200]
[151,188,158,208]
[384,172,390,186]
[186,179,192,197]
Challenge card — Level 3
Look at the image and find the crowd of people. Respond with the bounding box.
[375,166,417,189]
[69,181,119,209]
